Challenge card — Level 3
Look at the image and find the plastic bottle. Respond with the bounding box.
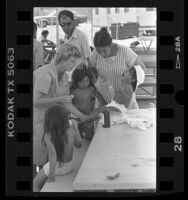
[102,109,110,128]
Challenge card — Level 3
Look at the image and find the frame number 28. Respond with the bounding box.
[174,136,182,152]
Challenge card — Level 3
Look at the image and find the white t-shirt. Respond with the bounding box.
[63,27,91,61]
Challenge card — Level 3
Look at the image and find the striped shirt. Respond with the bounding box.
[90,44,139,109]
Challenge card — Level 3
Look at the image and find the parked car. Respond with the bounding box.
[34,10,88,28]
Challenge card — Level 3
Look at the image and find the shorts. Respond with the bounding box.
[43,161,73,176]
[78,122,94,141]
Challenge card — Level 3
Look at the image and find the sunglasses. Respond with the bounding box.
[60,22,72,27]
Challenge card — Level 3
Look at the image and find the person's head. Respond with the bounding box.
[54,44,82,73]
[33,22,37,39]
[94,27,112,58]
[41,30,49,39]
[121,67,137,91]
[58,10,75,36]
[42,105,69,161]
[70,65,93,90]
[88,66,98,84]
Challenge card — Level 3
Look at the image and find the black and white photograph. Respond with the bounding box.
[33,7,157,192]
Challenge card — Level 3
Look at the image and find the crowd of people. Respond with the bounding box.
[33,9,146,192]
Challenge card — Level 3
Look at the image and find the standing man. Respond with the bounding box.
[58,10,91,65]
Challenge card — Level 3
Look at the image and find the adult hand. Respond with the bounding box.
[57,95,74,104]
[76,62,88,70]
[97,106,107,113]
[71,119,79,130]
[79,115,88,123]
[80,108,103,124]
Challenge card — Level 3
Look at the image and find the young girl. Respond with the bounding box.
[33,105,82,192]
[114,65,145,109]
[70,65,106,140]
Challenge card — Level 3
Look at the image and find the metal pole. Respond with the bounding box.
[106,8,109,29]
[40,8,43,31]
[56,8,59,48]
[116,23,118,39]
[90,8,93,46]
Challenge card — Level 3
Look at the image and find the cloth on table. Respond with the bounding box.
[99,101,155,129]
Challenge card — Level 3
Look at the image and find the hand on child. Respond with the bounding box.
[57,95,74,103]
[76,63,88,70]
[80,115,89,123]
[71,119,78,129]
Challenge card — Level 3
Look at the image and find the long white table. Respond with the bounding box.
[73,109,156,191]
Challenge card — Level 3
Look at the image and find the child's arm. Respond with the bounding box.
[44,134,57,182]
[34,90,75,107]
[71,119,82,148]
[91,87,107,106]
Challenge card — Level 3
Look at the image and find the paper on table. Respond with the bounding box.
[105,100,127,114]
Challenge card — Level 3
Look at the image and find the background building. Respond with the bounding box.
[92,7,156,28]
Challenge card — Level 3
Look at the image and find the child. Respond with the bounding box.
[33,105,82,192]
[114,65,145,109]
[70,65,106,140]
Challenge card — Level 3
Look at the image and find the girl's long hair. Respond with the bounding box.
[70,64,94,91]
[42,105,69,161]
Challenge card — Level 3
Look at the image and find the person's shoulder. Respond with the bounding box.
[117,44,134,55]
[34,39,42,50]
[117,44,129,51]
[35,63,49,73]
[35,64,54,80]
[35,39,43,47]
[76,27,88,38]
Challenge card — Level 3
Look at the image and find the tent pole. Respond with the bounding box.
[56,8,59,48]
[91,8,93,46]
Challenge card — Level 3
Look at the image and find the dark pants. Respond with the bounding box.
[78,122,94,141]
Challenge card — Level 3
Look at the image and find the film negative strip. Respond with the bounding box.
[6,0,184,196]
